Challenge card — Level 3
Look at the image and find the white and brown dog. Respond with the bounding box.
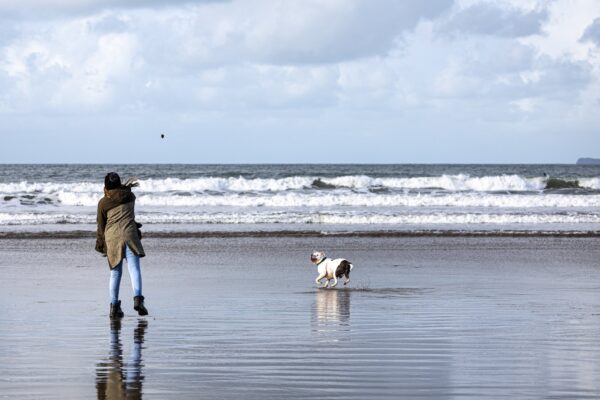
[310,251,354,288]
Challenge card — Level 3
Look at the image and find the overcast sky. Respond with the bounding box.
[1,0,599,163]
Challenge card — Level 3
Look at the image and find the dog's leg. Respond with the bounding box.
[315,273,327,287]
[331,275,338,288]
[344,274,350,285]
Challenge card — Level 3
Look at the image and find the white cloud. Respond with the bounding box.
[0,0,227,18]
[521,0,600,61]
[0,16,140,111]
[511,96,538,112]
[441,2,547,38]
[0,0,456,114]
[0,0,599,163]
[125,0,453,68]
[240,0,453,64]
[582,17,600,46]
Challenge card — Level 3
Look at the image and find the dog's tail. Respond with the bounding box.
[349,263,354,271]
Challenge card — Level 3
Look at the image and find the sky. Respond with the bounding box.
[0,0,599,163]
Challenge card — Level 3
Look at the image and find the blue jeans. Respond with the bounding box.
[110,245,142,304]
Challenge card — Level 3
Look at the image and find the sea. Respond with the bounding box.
[2,165,600,399]
[1,163,599,235]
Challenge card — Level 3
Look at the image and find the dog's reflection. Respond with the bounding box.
[313,289,351,339]
[96,319,147,400]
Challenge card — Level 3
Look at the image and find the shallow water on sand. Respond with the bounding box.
[1,236,600,399]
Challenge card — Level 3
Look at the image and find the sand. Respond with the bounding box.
[1,235,600,399]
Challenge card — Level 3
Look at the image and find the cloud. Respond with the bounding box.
[440,3,547,37]
[0,0,228,19]
[0,18,140,112]
[241,0,454,64]
[1,0,599,164]
[521,0,600,61]
[126,0,454,67]
[581,17,600,46]
[0,0,457,114]
[434,43,590,103]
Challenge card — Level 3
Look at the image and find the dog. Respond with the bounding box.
[310,251,353,288]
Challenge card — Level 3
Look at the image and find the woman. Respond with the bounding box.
[96,172,148,319]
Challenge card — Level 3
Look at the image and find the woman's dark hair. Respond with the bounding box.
[104,172,122,190]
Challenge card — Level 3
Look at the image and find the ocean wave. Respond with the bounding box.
[1,211,599,226]
[55,192,600,208]
[352,174,547,191]
[578,177,600,188]
[4,187,600,210]
[2,174,599,196]
[133,212,600,226]
[2,175,600,216]
[0,213,95,225]
[544,178,581,189]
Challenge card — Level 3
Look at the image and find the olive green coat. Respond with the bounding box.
[96,187,145,269]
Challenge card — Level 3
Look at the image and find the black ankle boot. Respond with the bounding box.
[133,296,148,316]
[110,300,124,319]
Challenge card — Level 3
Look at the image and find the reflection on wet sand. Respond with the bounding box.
[96,320,147,400]
[313,288,351,339]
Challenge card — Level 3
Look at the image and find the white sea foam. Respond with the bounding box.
[1,211,599,226]
[2,174,597,197]
[2,173,600,230]
[55,192,600,209]
[136,212,600,225]
[580,177,600,188]
[135,174,561,192]
[0,212,95,225]
[0,181,98,194]
[139,176,314,192]
[375,174,547,191]
[2,187,595,209]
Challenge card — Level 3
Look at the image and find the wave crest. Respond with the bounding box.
[3,173,594,195]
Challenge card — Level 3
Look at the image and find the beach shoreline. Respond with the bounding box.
[1,228,600,239]
[2,235,600,398]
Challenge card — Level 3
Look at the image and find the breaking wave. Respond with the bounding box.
[1,170,599,231]
[2,174,599,197]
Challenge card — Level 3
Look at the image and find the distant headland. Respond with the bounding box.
[576,158,600,165]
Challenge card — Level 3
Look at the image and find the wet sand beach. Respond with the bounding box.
[1,235,600,399]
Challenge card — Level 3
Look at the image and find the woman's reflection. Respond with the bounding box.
[313,289,351,340]
[96,319,147,400]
